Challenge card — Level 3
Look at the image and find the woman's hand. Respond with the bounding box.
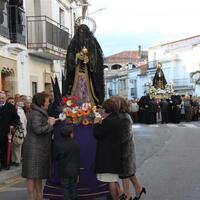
[94,117,102,124]
[48,117,56,126]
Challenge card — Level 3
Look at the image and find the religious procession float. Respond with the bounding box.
[43,17,110,200]
[147,62,174,99]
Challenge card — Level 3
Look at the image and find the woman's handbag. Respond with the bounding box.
[12,124,25,145]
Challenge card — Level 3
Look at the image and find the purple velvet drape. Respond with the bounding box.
[43,123,110,199]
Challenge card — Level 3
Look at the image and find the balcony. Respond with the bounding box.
[0,1,10,46]
[8,5,26,45]
[27,16,70,60]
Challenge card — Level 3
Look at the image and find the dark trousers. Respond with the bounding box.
[61,177,78,200]
[161,112,168,123]
[153,112,157,124]
[0,140,7,168]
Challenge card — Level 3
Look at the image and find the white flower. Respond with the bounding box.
[72,107,78,114]
[92,106,97,112]
[94,111,102,118]
[81,103,89,111]
[59,113,66,121]
[66,100,72,106]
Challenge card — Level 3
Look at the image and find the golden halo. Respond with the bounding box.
[75,16,97,33]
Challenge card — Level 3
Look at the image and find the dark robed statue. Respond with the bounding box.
[152,62,167,89]
[63,24,105,105]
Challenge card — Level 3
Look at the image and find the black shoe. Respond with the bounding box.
[14,163,20,167]
[0,164,7,170]
[119,194,132,200]
[133,187,146,200]
[119,193,126,200]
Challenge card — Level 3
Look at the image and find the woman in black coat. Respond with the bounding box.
[22,92,56,200]
[93,99,124,200]
[111,96,146,200]
[0,92,20,170]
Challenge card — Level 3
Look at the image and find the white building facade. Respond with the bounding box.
[0,0,87,96]
[104,49,148,99]
[128,35,200,98]
[0,0,26,96]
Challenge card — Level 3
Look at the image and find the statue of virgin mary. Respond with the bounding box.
[152,62,167,89]
[63,24,105,106]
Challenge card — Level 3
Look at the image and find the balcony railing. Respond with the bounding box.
[0,2,9,39]
[27,16,70,54]
[8,5,26,44]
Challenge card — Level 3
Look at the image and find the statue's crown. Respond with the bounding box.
[157,62,162,68]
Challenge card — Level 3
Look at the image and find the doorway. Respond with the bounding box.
[1,67,15,96]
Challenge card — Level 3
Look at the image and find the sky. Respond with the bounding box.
[85,0,200,56]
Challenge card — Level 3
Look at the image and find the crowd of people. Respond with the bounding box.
[1,89,198,200]
[0,91,31,170]
[0,90,147,200]
[129,95,200,124]
[0,90,57,200]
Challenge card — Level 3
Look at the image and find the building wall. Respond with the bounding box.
[40,0,52,17]
[51,0,83,36]
[128,68,139,99]
[28,56,52,95]
[53,59,64,89]
[105,37,200,100]
[52,0,71,29]
[104,67,128,99]
[0,0,84,97]
[146,37,200,96]
[127,38,200,98]
[105,78,118,99]
[24,0,34,16]
[16,52,30,95]
[20,0,84,97]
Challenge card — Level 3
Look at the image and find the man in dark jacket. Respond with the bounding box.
[0,92,20,170]
[159,99,169,123]
[54,126,80,200]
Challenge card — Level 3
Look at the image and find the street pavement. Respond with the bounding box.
[0,122,200,199]
[134,122,200,200]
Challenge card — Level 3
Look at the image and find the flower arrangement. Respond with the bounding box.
[147,83,174,99]
[59,96,100,125]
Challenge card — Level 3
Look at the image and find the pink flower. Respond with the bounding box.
[71,103,77,108]
[71,96,78,100]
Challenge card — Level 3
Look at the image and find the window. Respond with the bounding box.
[108,89,113,96]
[59,8,65,27]
[32,82,37,96]
[131,88,136,97]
